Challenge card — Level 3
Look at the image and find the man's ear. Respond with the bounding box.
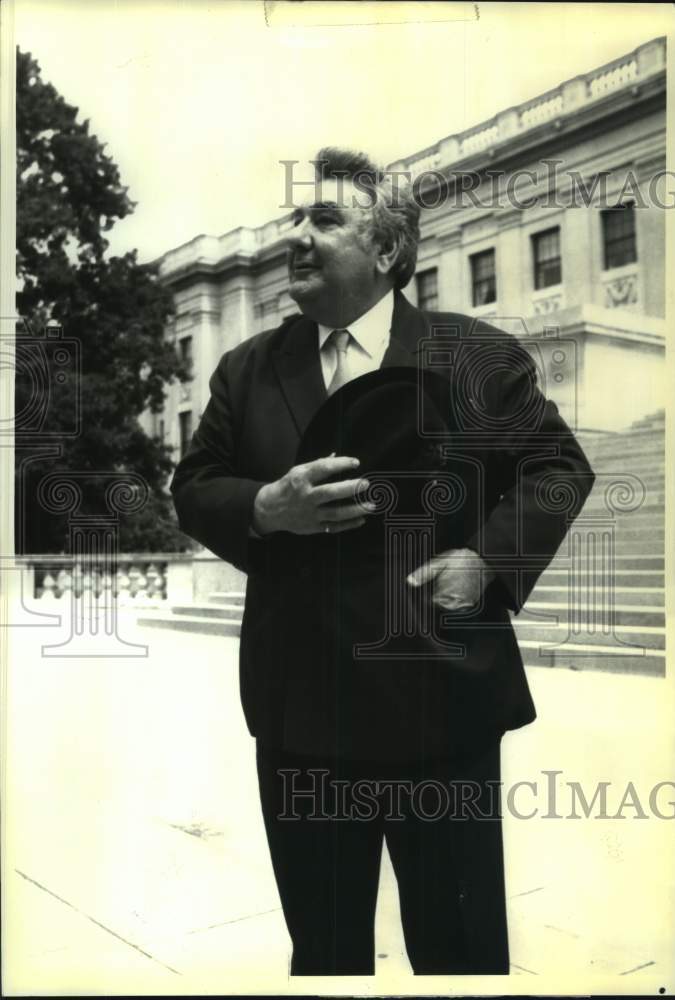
[374,235,399,277]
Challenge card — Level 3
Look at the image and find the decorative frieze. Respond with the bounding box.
[533,293,563,315]
[603,272,638,309]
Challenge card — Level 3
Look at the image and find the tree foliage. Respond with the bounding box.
[16,48,193,553]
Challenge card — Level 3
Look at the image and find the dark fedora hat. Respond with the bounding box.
[296,365,452,475]
[291,366,476,561]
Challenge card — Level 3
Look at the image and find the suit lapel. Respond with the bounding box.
[271,314,327,438]
[381,290,429,369]
[271,292,430,437]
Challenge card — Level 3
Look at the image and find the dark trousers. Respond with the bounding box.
[256,738,509,976]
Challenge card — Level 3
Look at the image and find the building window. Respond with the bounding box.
[532,227,562,290]
[178,335,193,379]
[416,268,438,310]
[178,410,193,459]
[602,203,637,269]
[470,249,496,306]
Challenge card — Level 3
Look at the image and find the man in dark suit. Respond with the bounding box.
[170,148,595,976]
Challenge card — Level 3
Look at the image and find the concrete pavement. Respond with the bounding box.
[2,604,673,995]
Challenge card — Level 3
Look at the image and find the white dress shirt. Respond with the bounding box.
[317,290,394,390]
[250,291,395,539]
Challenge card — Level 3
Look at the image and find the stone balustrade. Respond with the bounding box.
[156,36,666,286]
[15,550,244,612]
[400,37,664,177]
[588,57,638,99]
[18,553,196,607]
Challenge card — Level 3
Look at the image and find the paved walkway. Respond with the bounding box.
[3,605,673,995]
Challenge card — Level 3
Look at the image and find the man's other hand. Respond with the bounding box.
[252,455,376,535]
[406,548,496,610]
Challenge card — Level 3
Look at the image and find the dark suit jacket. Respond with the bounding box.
[170,290,595,760]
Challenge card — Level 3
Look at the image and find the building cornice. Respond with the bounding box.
[157,37,666,287]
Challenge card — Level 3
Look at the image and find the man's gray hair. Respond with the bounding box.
[314,147,421,290]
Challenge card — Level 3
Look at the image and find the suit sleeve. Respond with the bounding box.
[468,337,595,613]
[170,350,266,574]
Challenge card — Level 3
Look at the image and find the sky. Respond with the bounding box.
[13,0,673,264]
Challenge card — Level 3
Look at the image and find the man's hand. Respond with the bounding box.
[406,547,496,610]
[252,455,376,536]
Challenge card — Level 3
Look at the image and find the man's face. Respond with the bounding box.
[286,177,387,325]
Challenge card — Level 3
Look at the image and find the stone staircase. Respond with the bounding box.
[138,411,665,676]
[138,591,244,638]
[513,409,665,676]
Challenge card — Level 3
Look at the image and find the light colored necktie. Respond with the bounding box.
[326,328,352,396]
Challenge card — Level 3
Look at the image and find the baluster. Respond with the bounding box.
[116,564,131,606]
[71,560,84,599]
[145,563,160,600]
[127,563,140,599]
[41,570,57,601]
[58,566,73,601]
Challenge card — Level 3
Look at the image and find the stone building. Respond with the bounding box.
[138,37,666,675]
[149,36,666,458]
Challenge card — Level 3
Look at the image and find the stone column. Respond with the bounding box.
[562,206,594,309]
[635,154,666,318]
[437,229,463,310]
[496,209,526,315]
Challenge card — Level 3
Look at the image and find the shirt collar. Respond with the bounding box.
[318,289,394,356]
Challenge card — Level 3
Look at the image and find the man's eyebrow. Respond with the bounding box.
[293,201,344,216]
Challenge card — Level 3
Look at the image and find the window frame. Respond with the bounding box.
[415,267,439,311]
[532,226,562,291]
[178,410,193,460]
[470,249,496,307]
[601,202,637,271]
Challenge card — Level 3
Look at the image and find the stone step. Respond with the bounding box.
[137,613,241,637]
[585,448,663,464]
[521,642,665,677]
[538,570,664,588]
[171,604,243,620]
[586,469,665,481]
[527,587,665,607]
[513,621,664,650]
[539,566,665,577]
[610,527,664,543]
[600,516,664,530]
[581,500,664,514]
[209,591,245,605]
[628,419,665,434]
[545,554,664,568]
[586,434,663,449]
[584,459,664,476]
[521,602,665,628]
[588,542,664,555]
[585,433,664,452]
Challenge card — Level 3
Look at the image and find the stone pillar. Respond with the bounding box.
[192,300,221,419]
[496,210,526,315]
[496,108,520,141]
[561,76,587,112]
[635,156,666,318]
[562,207,594,308]
[219,282,255,353]
[636,38,666,76]
[437,229,463,310]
